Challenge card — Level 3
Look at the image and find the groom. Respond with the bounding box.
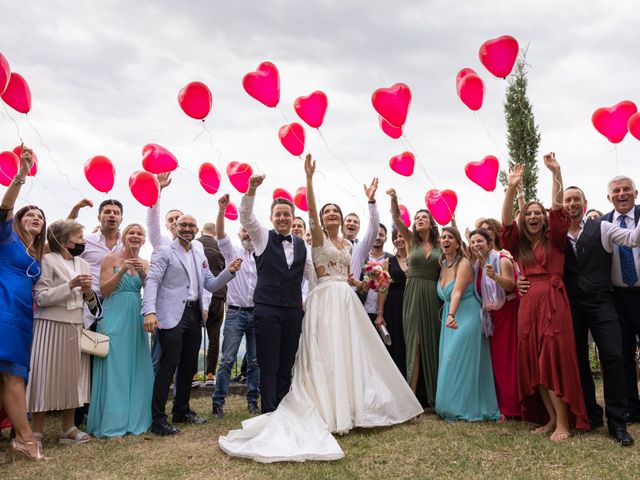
[240,174,314,413]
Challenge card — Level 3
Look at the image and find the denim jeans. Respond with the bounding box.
[212,309,259,405]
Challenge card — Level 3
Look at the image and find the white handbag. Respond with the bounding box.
[81,329,110,357]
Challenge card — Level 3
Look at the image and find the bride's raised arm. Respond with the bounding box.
[305,154,323,248]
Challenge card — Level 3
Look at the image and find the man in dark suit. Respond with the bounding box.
[601,175,640,425]
[197,223,227,387]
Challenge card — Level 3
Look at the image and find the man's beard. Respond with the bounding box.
[241,238,254,251]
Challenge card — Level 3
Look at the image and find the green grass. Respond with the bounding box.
[2,384,639,480]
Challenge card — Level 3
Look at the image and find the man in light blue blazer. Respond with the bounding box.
[143,214,241,436]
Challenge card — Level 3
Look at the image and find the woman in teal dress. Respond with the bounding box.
[388,189,442,407]
[88,224,153,437]
[435,227,499,422]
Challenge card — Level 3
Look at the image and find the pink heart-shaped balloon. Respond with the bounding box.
[479,35,519,79]
[224,202,239,221]
[0,52,10,95]
[379,116,403,139]
[279,122,306,156]
[226,161,253,193]
[12,146,38,176]
[84,155,115,193]
[294,91,328,128]
[464,155,499,192]
[371,83,412,128]
[273,188,294,203]
[389,152,415,177]
[242,61,280,108]
[456,69,485,111]
[399,204,411,227]
[129,171,160,207]
[198,162,221,194]
[0,150,20,187]
[628,112,640,141]
[178,81,212,120]
[294,187,308,212]
[592,100,638,144]
[142,143,178,174]
[425,189,458,225]
[1,72,31,114]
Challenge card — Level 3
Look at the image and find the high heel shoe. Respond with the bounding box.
[8,438,48,462]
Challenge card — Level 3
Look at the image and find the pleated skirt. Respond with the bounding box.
[26,319,90,413]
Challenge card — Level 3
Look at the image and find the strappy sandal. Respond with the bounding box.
[59,426,90,445]
[550,431,571,442]
[8,438,48,462]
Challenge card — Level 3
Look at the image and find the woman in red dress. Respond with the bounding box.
[500,153,589,441]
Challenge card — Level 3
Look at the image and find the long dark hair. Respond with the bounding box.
[14,205,46,261]
[412,209,439,246]
[319,203,344,236]
[517,201,548,265]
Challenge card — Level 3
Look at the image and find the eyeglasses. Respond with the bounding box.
[177,222,197,229]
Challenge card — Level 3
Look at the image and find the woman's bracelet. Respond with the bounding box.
[447,313,455,318]
[12,176,26,185]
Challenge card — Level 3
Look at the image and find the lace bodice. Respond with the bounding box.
[311,237,352,282]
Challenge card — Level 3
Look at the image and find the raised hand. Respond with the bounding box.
[543,152,560,172]
[157,172,172,190]
[249,174,265,190]
[507,163,524,190]
[18,145,35,176]
[218,193,230,210]
[304,153,315,178]
[386,188,397,198]
[364,177,379,202]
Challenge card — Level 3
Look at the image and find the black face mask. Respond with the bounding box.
[67,243,85,257]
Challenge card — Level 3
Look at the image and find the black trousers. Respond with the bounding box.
[205,297,225,375]
[254,304,303,414]
[612,287,640,417]
[570,290,627,426]
[152,303,202,424]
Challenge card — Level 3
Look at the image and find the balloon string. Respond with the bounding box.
[26,115,86,200]
[401,134,437,188]
[276,106,290,123]
[2,104,25,143]
[491,190,502,210]
[474,112,502,154]
[615,145,619,175]
[192,121,224,172]
[313,168,366,218]
[316,128,360,186]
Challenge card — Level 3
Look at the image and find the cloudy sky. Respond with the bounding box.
[2,0,639,250]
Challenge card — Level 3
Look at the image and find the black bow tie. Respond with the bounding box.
[277,234,293,243]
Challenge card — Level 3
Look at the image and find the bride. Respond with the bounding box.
[218,154,423,462]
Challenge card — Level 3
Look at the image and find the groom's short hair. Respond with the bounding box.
[270,197,295,215]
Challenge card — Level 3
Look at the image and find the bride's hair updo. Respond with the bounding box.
[319,203,344,235]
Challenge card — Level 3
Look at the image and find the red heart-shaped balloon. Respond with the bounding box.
[371,83,412,128]
[294,91,328,129]
[84,155,115,193]
[399,204,411,227]
[198,162,221,194]
[226,161,253,194]
[628,112,640,141]
[479,35,519,79]
[0,150,20,187]
[425,189,458,225]
[456,69,485,111]
[379,116,403,139]
[273,188,294,203]
[592,100,638,144]
[242,61,280,108]
[294,187,308,212]
[389,152,415,177]
[1,72,31,114]
[142,143,178,174]
[129,171,160,207]
[464,155,499,192]
[178,81,212,120]
[12,146,38,176]
[279,122,306,156]
[224,202,239,221]
[0,52,10,95]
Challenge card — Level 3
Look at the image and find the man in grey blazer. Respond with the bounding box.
[143,214,241,435]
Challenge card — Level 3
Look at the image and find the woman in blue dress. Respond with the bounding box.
[0,147,47,461]
[87,223,153,437]
[435,227,500,422]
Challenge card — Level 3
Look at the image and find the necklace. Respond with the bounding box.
[440,253,461,269]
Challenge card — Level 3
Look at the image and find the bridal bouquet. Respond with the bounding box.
[363,261,391,293]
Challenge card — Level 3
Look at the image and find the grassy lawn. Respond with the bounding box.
[2,384,639,480]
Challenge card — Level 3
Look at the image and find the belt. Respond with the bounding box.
[228,305,254,312]
[185,300,200,308]
[613,286,640,291]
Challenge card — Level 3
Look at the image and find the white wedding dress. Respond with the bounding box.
[218,238,423,462]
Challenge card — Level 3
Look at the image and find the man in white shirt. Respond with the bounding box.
[342,213,360,244]
[211,194,260,418]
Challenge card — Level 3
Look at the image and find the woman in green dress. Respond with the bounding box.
[388,189,442,407]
